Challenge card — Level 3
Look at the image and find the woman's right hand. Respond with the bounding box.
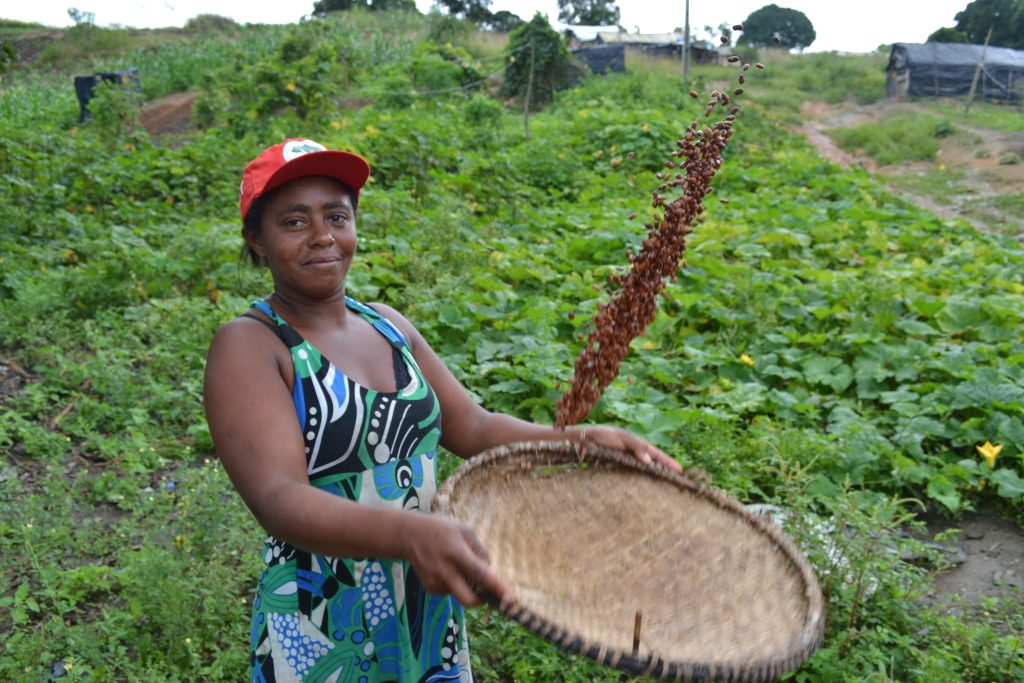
[401,513,515,609]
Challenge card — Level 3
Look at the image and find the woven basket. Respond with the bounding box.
[433,440,824,681]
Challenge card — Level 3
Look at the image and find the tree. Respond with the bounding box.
[487,10,524,32]
[557,0,620,26]
[952,0,1024,49]
[436,0,493,23]
[501,13,570,110]
[736,4,815,50]
[312,0,416,14]
[703,22,733,46]
[927,27,969,43]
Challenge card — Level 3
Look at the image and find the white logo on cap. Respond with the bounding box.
[283,139,327,161]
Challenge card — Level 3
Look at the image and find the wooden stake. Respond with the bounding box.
[632,609,643,657]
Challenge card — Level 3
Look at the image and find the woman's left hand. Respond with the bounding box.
[574,425,683,473]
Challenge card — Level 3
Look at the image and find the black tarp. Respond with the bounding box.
[886,42,1024,101]
[572,44,625,76]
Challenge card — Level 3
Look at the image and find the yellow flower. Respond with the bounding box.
[938,163,946,171]
[640,122,650,132]
[976,441,1002,468]
[739,353,756,366]
[286,81,297,92]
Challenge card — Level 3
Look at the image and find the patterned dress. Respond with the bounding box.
[242,297,470,683]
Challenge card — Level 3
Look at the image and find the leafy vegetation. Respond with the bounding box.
[1,10,1022,682]
[827,112,957,165]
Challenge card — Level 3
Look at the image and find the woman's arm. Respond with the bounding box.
[371,304,682,473]
[203,317,513,607]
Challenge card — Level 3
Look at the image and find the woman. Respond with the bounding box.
[204,138,681,683]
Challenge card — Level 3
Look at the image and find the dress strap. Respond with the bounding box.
[248,297,411,389]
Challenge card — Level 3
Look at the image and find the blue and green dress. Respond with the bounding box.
[241,297,470,683]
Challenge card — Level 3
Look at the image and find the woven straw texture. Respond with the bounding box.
[433,441,824,681]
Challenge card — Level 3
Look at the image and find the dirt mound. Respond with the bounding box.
[140,90,198,137]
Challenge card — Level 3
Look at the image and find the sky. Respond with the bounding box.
[4,0,972,54]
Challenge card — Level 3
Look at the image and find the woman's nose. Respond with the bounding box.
[308,219,335,246]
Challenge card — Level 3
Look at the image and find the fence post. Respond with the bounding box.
[524,35,535,142]
[964,25,994,115]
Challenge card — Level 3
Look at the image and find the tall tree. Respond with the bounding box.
[436,0,494,23]
[557,0,621,26]
[487,10,525,32]
[736,4,815,50]
[927,27,969,43]
[313,0,416,14]
[953,0,1024,49]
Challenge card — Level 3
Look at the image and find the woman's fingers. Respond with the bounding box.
[586,426,683,473]
[408,515,515,608]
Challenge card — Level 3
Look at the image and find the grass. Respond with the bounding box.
[929,98,1024,133]
[827,112,957,165]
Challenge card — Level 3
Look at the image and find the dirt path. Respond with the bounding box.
[797,99,1024,240]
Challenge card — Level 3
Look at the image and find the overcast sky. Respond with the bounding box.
[4,0,971,53]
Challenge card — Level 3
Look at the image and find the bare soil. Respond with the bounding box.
[798,99,1024,240]
[924,502,1024,609]
[139,90,199,138]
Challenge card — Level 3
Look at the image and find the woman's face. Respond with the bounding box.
[246,175,357,299]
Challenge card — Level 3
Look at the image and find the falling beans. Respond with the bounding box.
[554,53,761,427]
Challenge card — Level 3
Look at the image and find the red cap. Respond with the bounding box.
[239,138,371,221]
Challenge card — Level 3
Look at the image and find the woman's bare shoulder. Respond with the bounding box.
[206,313,290,372]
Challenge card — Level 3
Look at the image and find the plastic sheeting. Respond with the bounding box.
[886,42,1024,101]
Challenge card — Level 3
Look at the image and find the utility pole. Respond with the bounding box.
[682,0,691,77]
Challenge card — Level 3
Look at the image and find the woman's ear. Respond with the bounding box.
[242,228,266,261]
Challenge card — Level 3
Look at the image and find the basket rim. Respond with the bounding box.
[433,439,826,682]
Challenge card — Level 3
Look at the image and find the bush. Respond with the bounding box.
[501,13,569,111]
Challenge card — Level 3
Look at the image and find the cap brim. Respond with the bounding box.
[261,150,371,200]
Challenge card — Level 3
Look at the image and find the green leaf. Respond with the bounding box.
[927,476,961,512]
[990,468,1024,500]
[802,355,853,392]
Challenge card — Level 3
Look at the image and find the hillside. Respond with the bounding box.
[1,12,1023,682]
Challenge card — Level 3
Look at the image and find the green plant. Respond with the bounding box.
[2,17,1023,682]
[828,113,950,165]
[85,78,145,143]
[501,13,570,110]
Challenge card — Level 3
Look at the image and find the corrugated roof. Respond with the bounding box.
[596,32,683,45]
[557,23,623,43]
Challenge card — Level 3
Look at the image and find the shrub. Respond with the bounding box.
[501,13,569,111]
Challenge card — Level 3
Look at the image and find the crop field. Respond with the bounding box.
[1,10,1022,682]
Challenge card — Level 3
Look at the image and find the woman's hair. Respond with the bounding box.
[240,179,359,267]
